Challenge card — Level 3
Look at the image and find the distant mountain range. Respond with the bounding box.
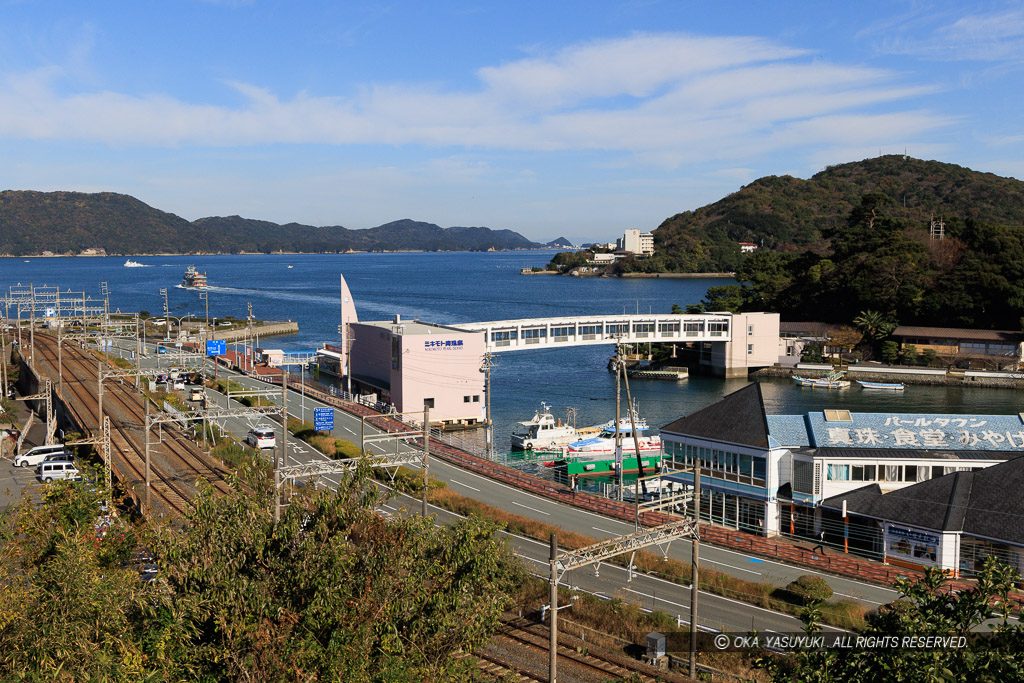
[0,191,558,255]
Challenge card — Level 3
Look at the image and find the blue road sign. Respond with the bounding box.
[206,339,226,356]
[314,407,334,432]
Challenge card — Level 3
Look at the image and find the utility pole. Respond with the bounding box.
[422,406,430,517]
[275,370,288,523]
[145,398,152,513]
[614,346,623,501]
[620,359,648,531]
[549,532,559,683]
[481,352,495,459]
[689,462,701,679]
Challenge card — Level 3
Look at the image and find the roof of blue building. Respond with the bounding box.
[821,456,1024,545]
[661,383,770,448]
[664,383,1024,454]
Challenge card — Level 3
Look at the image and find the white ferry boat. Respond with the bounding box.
[123,259,145,267]
[510,402,579,450]
[562,415,662,459]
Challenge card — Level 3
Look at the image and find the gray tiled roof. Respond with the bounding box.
[821,456,1024,545]
[661,383,770,448]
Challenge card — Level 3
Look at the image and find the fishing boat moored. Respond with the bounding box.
[857,380,905,391]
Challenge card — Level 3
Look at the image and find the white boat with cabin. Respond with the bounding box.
[510,402,579,450]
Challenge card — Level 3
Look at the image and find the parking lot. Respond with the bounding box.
[0,455,44,510]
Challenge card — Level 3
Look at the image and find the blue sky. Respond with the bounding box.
[1,1,1022,243]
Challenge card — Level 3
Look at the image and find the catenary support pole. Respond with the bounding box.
[422,406,430,517]
[689,462,701,678]
[549,532,558,683]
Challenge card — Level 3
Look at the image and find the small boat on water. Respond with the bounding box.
[546,404,663,476]
[857,380,905,391]
[510,402,580,451]
[792,370,849,389]
[181,265,208,289]
[123,259,145,268]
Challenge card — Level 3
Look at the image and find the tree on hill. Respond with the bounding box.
[0,466,524,680]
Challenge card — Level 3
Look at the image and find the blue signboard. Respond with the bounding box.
[206,339,226,356]
[314,407,334,432]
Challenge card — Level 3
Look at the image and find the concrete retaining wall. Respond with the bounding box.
[208,321,299,342]
[754,364,1024,390]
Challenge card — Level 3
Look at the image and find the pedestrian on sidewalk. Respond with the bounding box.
[813,529,826,554]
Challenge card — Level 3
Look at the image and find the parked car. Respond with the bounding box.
[246,427,276,450]
[37,461,81,482]
[13,443,67,468]
[172,378,186,390]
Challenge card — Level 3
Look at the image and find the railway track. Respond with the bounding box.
[31,333,238,517]
[474,617,689,682]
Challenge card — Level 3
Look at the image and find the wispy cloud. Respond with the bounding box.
[0,32,949,170]
[874,8,1024,62]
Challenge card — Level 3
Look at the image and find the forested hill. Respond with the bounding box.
[0,191,543,255]
[634,156,1024,273]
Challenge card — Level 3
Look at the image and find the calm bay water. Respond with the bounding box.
[5,252,1024,449]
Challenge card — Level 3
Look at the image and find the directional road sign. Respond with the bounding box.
[314,407,334,432]
[206,339,227,356]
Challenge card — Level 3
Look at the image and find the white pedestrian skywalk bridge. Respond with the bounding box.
[455,313,735,354]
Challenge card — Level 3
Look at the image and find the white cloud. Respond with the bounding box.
[0,32,949,171]
[875,8,1024,62]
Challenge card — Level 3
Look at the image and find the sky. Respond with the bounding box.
[0,1,1022,244]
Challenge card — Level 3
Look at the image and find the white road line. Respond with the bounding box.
[703,559,762,576]
[451,479,481,492]
[512,501,550,516]
[625,588,690,611]
[592,526,619,535]
[834,592,883,604]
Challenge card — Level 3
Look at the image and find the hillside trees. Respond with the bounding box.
[0,466,525,680]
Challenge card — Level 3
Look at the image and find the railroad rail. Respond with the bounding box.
[474,616,689,683]
[30,333,238,517]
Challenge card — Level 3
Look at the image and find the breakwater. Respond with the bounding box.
[753,364,1024,390]
[208,321,299,342]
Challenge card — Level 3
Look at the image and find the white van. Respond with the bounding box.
[37,461,81,482]
[246,427,276,450]
[14,443,67,468]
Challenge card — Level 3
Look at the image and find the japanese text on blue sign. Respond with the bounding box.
[424,339,464,349]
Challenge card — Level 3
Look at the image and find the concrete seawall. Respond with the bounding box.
[753,365,1024,390]
[208,321,299,343]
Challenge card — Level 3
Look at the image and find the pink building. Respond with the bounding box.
[348,315,487,426]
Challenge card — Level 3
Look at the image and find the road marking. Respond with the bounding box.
[512,501,550,516]
[451,479,480,492]
[704,559,762,576]
[625,588,689,610]
[592,526,619,535]
[342,426,356,435]
[834,592,883,604]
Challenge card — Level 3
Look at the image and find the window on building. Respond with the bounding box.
[708,321,728,337]
[424,398,435,409]
[851,464,876,481]
[473,395,480,402]
[658,322,680,333]
[464,395,471,403]
[579,324,602,335]
[885,465,901,482]
[752,456,766,483]
[747,344,754,355]
[606,323,628,336]
[522,328,547,339]
[827,464,850,481]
